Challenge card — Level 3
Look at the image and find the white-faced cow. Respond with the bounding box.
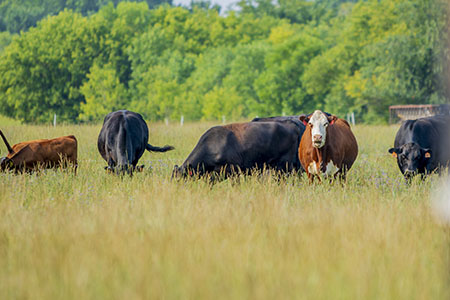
[298,110,358,183]
[97,110,174,175]
[172,120,303,180]
[388,114,450,181]
[0,130,77,173]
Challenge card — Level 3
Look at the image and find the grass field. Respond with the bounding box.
[0,121,449,299]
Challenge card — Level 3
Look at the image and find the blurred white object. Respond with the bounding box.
[432,177,450,224]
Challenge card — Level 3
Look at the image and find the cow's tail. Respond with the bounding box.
[146,144,174,152]
[117,121,134,174]
[0,130,14,154]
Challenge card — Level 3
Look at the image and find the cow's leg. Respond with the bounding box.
[227,165,243,185]
[72,158,78,175]
[106,156,116,174]
[212,165,227,182]
[226,164,240,179]
[130,156,145,173]
[306,171,314,184]
[62,154,78,174]
[333,170,347,186]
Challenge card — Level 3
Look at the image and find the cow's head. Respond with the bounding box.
[172,165,183,179]
[0,157,14,171]
[389,142,432,179]
[172,164,196,179]
[300,110,337,149]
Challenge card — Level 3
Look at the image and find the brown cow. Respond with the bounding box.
[298,110,358,183]
[0,130,77,173]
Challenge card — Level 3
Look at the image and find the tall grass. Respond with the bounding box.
[0,122,448,299]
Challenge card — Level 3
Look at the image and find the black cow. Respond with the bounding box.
[98,110,174,175]
[172,120,303,180]
[388,114,450,180]
[251,115,306,171]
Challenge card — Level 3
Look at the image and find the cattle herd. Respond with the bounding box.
[1,109,450,183]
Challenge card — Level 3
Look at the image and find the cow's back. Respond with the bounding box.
[252,116,305,129]
[180,121,302,175]
[237,122,301,171]
[7,135,77,169]
[395,115,450,163]
[182,125,243,170]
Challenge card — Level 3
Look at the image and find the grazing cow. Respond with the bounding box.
[98,110,174,175]
[388,114,450,180]
[0,130,77,172]
[172,120,303,180]
[298,110,358,182]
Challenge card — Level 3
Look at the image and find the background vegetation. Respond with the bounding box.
[0,0,448,124]
[0,121,449,298]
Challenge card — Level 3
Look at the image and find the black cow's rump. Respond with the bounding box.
[98,110,174,175]
[173,120,303,180]
[389,114,450,180]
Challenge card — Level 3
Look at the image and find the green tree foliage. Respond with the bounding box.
[255,26,324,116]
[304,0,448,123]
[80,63,128,122]
[0,10,103,122]
[0,0,448,124]
[0,31,13,52]
[0,0,171,34]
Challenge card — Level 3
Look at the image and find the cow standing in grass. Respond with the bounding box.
[298,110,358,183]
[388,114,450,181]
[97,110,174,175]
[0,130,77,173]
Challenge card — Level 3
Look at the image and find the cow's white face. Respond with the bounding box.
[308,110,329,148]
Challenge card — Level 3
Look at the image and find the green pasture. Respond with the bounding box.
[0,121,449,299]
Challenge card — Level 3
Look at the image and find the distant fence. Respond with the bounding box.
[389,104,450,124]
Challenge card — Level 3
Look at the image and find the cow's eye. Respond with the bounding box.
[324,123,329,127]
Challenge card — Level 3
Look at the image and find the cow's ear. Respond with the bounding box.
[328,115,338,125]
[388,148,399,158]
[423,149,432,159]
[299,115,309,126]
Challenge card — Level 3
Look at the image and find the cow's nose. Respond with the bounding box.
[313,135,322,142]
[404,169,416,177]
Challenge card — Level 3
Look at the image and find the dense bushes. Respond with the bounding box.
[0,0,448,123]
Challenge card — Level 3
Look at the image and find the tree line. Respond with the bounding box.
[0,0,448,124]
